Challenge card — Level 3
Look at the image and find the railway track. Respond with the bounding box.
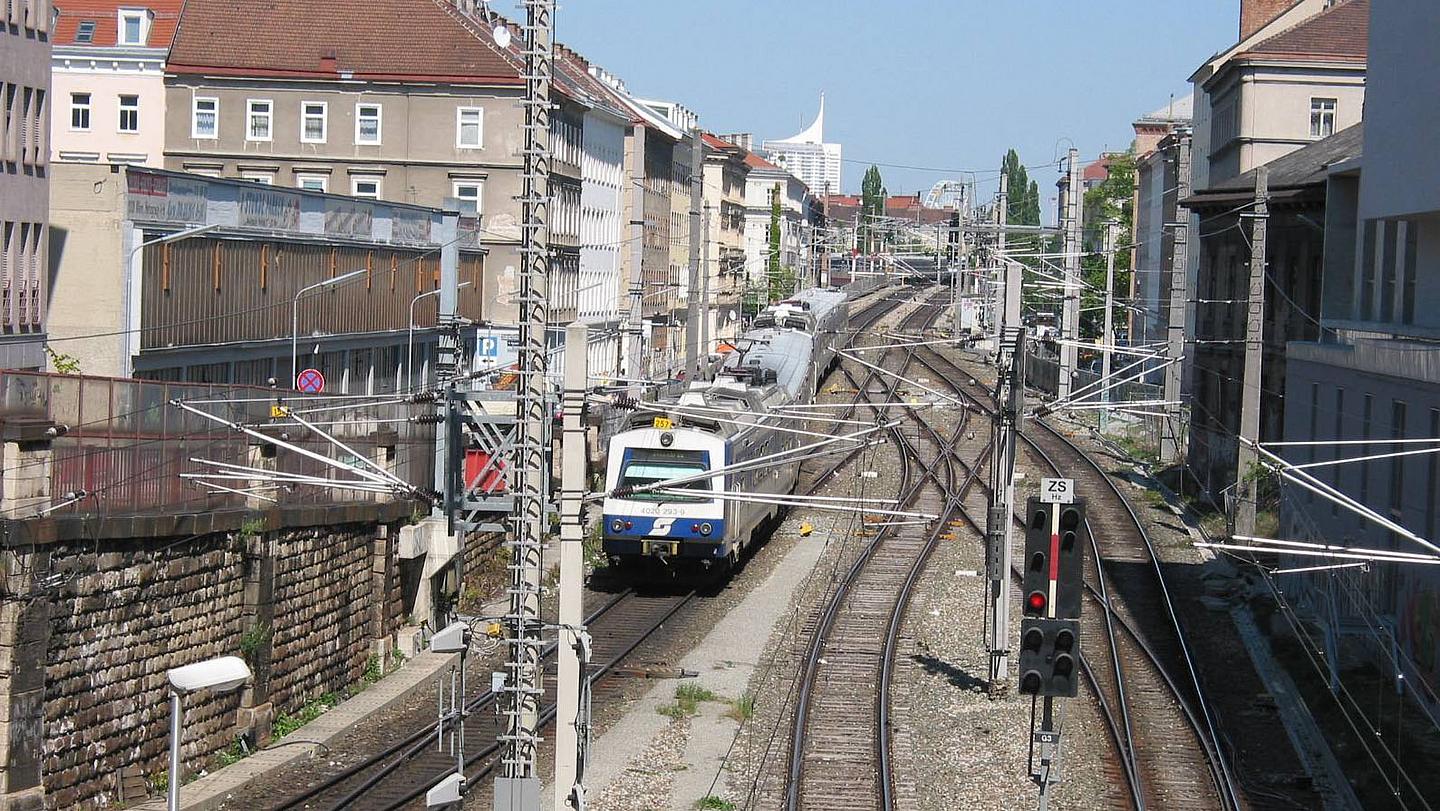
[269,286,908,810]
[913,340,1241,811]
[786,292,991,810]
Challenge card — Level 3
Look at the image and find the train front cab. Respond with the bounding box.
[602,430,730,568]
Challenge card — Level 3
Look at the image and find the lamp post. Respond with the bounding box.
[166,656,251,811]
[407,282,473,389]
[290,269,367,388]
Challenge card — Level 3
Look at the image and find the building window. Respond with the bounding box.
[118,10,147,45]
[452,181,483,215]
[1310,98,1336,138]
[75,20,96,42]
[70,93,90,130]
[240,171,274,185]
[356,103,381,145]
[296,174,328,192]
[118,94,138,133]
[456,107,483,148]
[246,99,272,141]
[301,101,327,143]
[352,176,381,199]
[192,97,217,139]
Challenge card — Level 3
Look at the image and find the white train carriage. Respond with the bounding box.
[750,288,849,388]
[602,329,815,569]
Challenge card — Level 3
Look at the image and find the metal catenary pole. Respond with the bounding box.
[1234,165,1269,539]
[991,168,1009,350]
[624,123,647,389]
[1161,130,1192,462]
[1099,219,1117,433]
[686,129,703,378]
[986,329,1025,690]
[1057,148,1082,402]
[553,322,588,811]
[498,1,553,806]
[701,204,712,370]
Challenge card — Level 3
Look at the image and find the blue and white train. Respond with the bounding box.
[601,288,850,570]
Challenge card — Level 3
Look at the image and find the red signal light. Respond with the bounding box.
[1026,591,1047,614]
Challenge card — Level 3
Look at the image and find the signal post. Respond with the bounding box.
[1018,485,1086,811]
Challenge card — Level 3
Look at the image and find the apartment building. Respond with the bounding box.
[160,0,527,323]
[702,133,750,345]
[1279,0,1440,712]
[743,152,811,307]
[51,0,181,167]
[1,0,52,371]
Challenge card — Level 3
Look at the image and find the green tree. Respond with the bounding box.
[1000,149,1046,313]
[860,165,886,253]
[1079,151,1137,339]
[767,184,783,301]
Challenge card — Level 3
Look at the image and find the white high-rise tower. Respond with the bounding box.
[763,94,842,194]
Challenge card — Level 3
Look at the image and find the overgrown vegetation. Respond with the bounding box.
[272,693,341,739]
[45,345,82,375]
[213,739,250,769]
[238,623,270,668]
[695,796,736,811]
[238,516,266,538]
[658,683,719,719]
[726,691,755,723]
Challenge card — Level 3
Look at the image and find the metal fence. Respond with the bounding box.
[0,371,435,518]
[1025,352,1163,404]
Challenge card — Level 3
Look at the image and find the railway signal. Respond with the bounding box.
[1017,618,1080,698]
[1021,496,1085,621]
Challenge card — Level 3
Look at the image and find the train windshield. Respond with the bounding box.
[619,449,711,502]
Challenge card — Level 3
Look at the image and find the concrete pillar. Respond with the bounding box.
[237,534,276,744]
[369,525,397,672]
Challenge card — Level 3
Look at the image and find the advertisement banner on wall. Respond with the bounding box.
[325,199,376,240]
[238,188,301,231]
[126,173,207,224]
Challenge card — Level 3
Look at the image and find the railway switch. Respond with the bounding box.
[1017,617,1080,698]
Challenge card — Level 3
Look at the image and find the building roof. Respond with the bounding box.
[1136,93,1194,125]
[702,133,740,151]
[167,0,523,83]
[1243,0,1368,62]
[744,152,784,172]
[54,0,184,48]
[1187,123,1363,207]
[769,94,825,145]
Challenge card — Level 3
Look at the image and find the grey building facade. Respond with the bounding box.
[1280,0,1440,714]
[1,0,52,370]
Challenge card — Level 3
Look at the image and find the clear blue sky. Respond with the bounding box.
[554,1,1237,204]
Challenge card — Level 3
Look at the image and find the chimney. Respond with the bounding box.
[1240,0,1295,41]
[320,48,338,73]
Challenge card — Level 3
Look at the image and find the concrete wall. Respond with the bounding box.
[50,56,167,165]
[0,500,410,810]
[46,164,129,376]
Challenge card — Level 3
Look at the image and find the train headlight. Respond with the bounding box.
[699,522,713,536]
[610,519,625,534]
[659,431,674,447]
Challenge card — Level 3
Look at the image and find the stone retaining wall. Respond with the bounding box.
[0,502,414,811]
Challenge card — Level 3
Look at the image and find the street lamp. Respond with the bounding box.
[407,281,473,388]
[166,656,251,811]
[291,269,367,388]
